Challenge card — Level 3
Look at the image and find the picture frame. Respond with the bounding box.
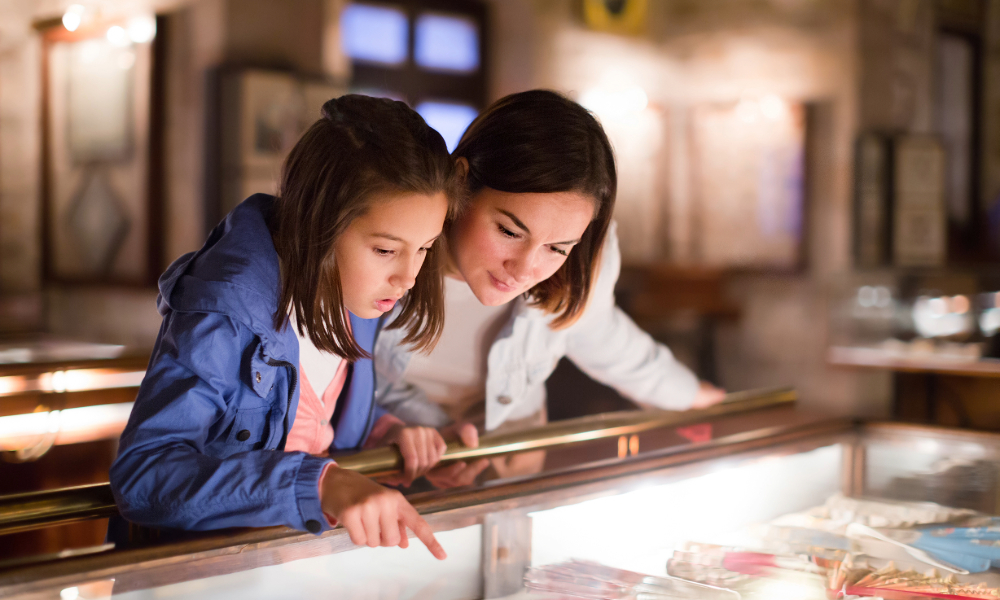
[40,17,164,286]
[688,98,807,271]
[217,69,346,218]
[891,135,947,267]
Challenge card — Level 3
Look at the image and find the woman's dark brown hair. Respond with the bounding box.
[271,94,463,360]
[453,89,617,328]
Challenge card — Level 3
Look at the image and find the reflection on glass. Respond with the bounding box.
[341,4,408,65]
[414,13,479,72]
[912,294,974,338]
[415,101,478,152]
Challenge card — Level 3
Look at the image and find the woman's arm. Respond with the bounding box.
[110,311,334,533]
[564,223,703,410]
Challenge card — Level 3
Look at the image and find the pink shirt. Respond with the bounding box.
[289,327,404,527]
[286,361,402,454]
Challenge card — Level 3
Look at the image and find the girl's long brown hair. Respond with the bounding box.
[453,90,617,328]
[271,95,463,361]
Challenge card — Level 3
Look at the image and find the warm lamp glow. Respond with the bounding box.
[62,5,85,32]
[106,25,129,47]
[127,15,156,43]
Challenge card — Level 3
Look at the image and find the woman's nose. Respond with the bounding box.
[506,249,537,283]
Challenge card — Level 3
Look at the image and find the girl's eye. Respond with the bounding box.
[549,246,570,257]
[418,246,432,253]
[497,223,520,239]
[374,248,394,256]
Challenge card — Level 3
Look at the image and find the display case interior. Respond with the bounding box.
[4,416,1000,599]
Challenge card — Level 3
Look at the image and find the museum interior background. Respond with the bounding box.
[1,0,1000,556]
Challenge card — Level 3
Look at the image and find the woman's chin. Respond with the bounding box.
[469,281,518,306]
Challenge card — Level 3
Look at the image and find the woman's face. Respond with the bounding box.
[448,187,595,306]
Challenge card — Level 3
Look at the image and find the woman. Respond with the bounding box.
[374,90,725,483]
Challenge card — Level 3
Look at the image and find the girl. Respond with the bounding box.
[374,90,726,486]
[109,95,463,556]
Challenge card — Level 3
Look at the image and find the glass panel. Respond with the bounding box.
[340,3,408,66]
[530,444,843,575]
[414,13,479,73]
[864,433,1000,512]
[415,101,478,152]
[113,525,483,599]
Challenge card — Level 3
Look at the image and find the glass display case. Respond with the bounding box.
[4,411,1000,600]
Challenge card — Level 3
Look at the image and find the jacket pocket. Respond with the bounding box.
[224,405,270,448]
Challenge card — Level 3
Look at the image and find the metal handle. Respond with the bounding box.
[0,387,794,535]
[337,387,796,476]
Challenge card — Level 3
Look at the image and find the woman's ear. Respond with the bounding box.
[455,156,470,182]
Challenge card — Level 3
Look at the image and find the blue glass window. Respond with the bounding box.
[341,4,408,65]
[416,101,478,152]
[414,13,479,73]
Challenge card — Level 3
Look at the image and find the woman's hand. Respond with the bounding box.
[382,424,447,487]
[320,466,446,559]
[425,423,490,489]
[689,381,727,409]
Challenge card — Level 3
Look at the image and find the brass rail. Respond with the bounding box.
[0,387,794,536]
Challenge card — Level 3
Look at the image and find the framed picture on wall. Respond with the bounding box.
[892,135,947,267]
[40,17,164,286]
[854,133,891,268]
[688,97,807,270]
[216,69,345,219]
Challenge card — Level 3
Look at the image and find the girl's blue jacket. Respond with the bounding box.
[109,194,387,535]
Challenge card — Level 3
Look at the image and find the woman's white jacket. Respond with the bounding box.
[374,222,700,432]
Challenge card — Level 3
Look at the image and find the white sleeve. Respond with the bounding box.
[564,222,700,410]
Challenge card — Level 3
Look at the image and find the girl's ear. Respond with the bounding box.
[455,156,470,183]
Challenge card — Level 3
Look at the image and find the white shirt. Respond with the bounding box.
[293,317,344,396]
[404,276,512,422]
[375,222,701,431]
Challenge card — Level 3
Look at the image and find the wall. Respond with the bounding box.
[0,0,340,346]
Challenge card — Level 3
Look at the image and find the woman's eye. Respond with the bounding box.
[497,223,520,239]
[374,248,394,256]
[549,246,570,257]
[418,246,432,253]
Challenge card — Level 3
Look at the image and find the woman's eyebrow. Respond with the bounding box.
[371,233,405,243]
[497,209,530,233]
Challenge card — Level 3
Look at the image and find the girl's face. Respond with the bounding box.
[335,191,449,319]
[448,187,595,306]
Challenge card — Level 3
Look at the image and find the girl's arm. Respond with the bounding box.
[110,311,334,534]
[564,223,703,410]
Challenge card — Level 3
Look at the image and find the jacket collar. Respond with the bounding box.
[156,194,296,361]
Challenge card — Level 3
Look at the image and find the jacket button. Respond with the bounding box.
[255,372,262,383]
[305,519,322,534]
[497,395,512,405]
[236,429,251,442]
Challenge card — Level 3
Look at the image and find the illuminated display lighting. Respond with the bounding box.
[0,402,134,451]
[0,368,145,397]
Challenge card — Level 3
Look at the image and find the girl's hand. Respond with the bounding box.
[382,425,447,486]
[424,422,490,489]
[320,466,446,559]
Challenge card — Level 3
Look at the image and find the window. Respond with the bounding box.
[340,1,486,150]
[341,4,409,66]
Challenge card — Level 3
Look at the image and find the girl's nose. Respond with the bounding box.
[391,257,419,290]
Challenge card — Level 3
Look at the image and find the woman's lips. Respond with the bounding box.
[488,272,516,293]
[374,298,397,312]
